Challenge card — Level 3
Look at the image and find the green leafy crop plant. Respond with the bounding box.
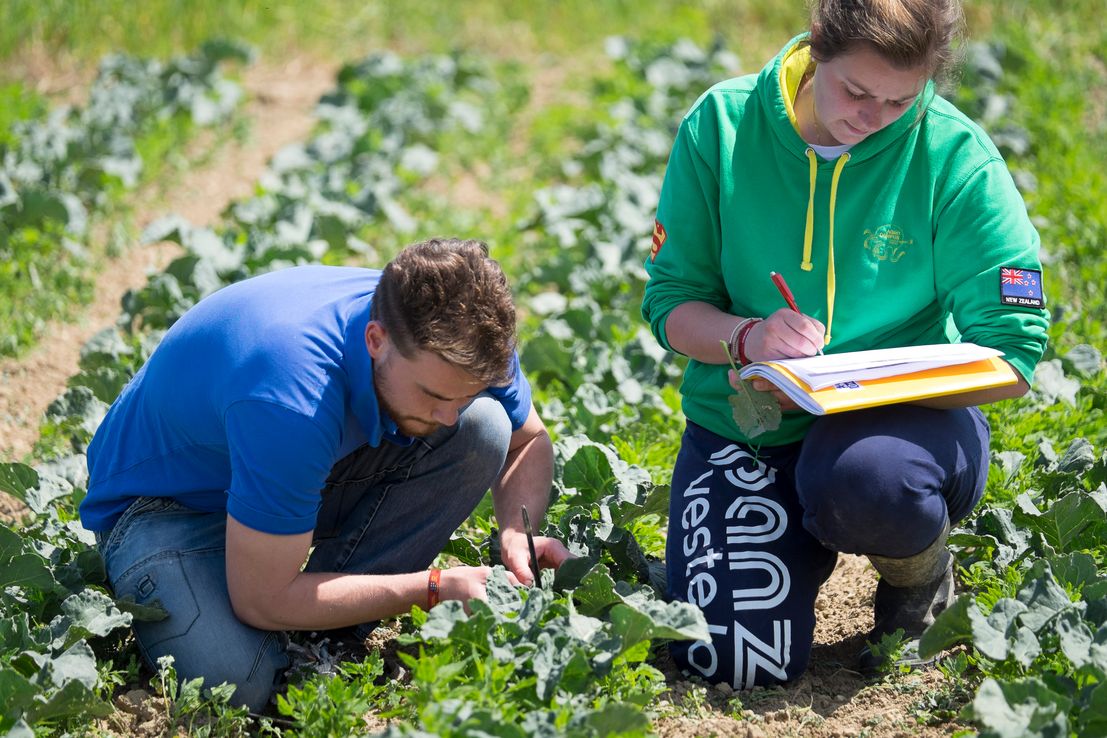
[0,41,251,358]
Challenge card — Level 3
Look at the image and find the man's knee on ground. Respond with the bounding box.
[155,630,288,713]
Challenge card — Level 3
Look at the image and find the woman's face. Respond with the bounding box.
[811,45,928,145]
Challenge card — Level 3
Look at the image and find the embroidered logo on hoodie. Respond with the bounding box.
[863,224,913,263]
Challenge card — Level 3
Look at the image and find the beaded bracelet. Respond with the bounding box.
[736,318,762,365]
[727,317,762,365]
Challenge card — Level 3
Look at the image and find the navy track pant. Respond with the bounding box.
[666,404,990,689]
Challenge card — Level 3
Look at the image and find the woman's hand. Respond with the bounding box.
[743,308,825,362]
[730,308,825,411]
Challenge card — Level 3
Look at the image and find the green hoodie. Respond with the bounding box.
[642,34,1049,447]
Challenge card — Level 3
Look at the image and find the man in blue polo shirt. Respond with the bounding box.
[81,238,570,711]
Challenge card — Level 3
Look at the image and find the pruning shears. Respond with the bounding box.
[521,505,541,585]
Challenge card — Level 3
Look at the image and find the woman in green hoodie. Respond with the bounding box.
[642,0,1048,686]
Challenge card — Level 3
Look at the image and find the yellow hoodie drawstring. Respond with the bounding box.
[801,150,817,272]
[801,148,850,347]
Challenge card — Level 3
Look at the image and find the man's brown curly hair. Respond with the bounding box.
[371,238,517,386]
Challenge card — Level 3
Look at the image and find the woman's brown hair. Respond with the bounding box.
[808,0,965,90]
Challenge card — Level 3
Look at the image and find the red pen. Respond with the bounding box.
[770,271,801,313]
[770,271,824,354]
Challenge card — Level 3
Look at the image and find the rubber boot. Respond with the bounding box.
[858,517,954,674]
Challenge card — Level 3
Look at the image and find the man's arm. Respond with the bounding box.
[224,517,508,631]
[491,404,571,584]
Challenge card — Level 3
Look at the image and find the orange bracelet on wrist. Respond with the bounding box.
[427,568,441,609]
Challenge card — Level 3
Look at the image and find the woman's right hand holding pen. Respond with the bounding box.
[744,308,826,363]
[731,308,825,412]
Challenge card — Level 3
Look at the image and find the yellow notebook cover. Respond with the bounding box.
[744,355,1018,415]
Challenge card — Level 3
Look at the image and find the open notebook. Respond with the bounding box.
[737,343,1018,415]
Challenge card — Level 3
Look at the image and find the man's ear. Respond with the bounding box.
[365,321,388,359]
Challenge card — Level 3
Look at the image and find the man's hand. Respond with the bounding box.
[440,565,521,607]
[499,528,572,586]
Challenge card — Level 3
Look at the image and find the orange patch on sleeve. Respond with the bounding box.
[650,219,667,262]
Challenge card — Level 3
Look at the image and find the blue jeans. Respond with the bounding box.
[666,405,989,689]
[96,395,512,711]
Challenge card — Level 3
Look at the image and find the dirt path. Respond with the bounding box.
[0,57,336,521]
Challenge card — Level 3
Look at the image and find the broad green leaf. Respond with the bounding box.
[585,702,650,735]
[0,524,25,560]
[484,566,523,618]
[1078,681,1107,738]
[1064,344,1102,376]
[992,450,1026,485]
[23,677,112,723]
[551,554,599,591]
[73,547,104,583]
[1089,624,1107,678]
[1057,438,1096,474]
[1049,552,1100,592]
[982,599,1030,661]
[0,668,37,723]
[1,718,33,737]
[1036,492,1107,553]
[42,641,99,690]
[0,553,56,591]
[609,598,708,645]
[1017,563,1074,633]
[50,589,132,650]
[78,327,132,371]
[440,533,483,567]
[21,474,72,517]
[571,565,624,616]
[920,595,979,659]
[0,463,38,504]
[1011,626,1042,669]
[140,214,191,246]
[420,600,468,640]
[727,383,782,438]
[968,677,1071,738]
[720,341,780,437]
[113,596,167,622]
[36,455,89,492]
[1054,610,1093,669]
[562,443,616,499]
[1031,360,1080,406]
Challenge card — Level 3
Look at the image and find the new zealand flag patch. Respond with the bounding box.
[999,266,1043,308]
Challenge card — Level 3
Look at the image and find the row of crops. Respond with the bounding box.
[3,31,1107,738]
[0,41,251,358]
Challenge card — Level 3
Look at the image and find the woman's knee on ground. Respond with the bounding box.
[671,622,813,690]
[795,438,949,556]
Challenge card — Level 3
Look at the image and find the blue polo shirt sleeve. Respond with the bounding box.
[224,399,338,535]
[486,352,533,431]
